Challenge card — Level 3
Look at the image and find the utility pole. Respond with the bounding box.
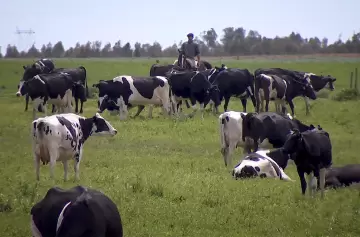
[14,27,35,52]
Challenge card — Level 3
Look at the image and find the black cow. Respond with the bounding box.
[167,70,220,119]
[240,112,318,153]
[31,186,123,237]
[175,49,212,71]
[17,73,79,119]
[321,164,360,189]
[255,68,336,114]
[281,128,332,198]
[254,73,317,116]
[94,76,171,120]
[17,65,88,114]
[208,68,256,113]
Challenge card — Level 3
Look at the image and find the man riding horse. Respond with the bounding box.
[178,33,201,70]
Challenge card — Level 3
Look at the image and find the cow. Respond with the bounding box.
[219,111,299,167]
[281,128,332,198]
[208,68,256,113]
[32,112,117,181]
[94,76,172,120]
[17,73,80,119]
[31,185,123,237]
[255,68,336,115]
[17,65,88,114]
[241,112,319,154]
[321,164,360,189]
[167,70,220,119]
[254,73,317,116]
[19,58,55,112]
[232,149,292,181]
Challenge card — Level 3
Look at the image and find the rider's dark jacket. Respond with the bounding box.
[181,40,200,59]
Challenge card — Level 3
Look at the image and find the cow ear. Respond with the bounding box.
[332,78,336,82]
[303,135,321,157]
[317,125,323,130]
[240,113,246,119]
[23,65,27,70]
[309,124,315,130]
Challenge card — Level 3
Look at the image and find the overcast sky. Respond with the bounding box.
[1,0,358,54]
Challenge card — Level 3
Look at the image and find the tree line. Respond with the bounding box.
[2,27,360,58]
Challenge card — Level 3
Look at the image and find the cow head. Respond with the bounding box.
[55,192,94,236]
[207,85,221,107]
[88,112,117,136]
[240,112,263,151]
[323,75,336,91]
[281,129,302,155]
[98,95,119,114]
[16,75,46,97]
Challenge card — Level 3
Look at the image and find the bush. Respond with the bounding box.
[332,88,360,101]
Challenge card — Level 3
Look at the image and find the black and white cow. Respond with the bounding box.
[255,68,336,115]
[17,73,81,119]
[232,149,293,181]
[31,185,123,237]
[18,58,55,112]
[241,112,318,153]
[208,68,256,113]
[281,128,332,198]
[32,113,117,181]
[254,73,317,116]
[167,70,220,119]
[321,164,360,189]
[94,76,171,120]
[17,65,88,114]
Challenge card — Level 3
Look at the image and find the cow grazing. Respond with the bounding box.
[32,113,117,181]
[94,76,171,120]
[31,186,123,237]
[17,73,79,119]
[232,150,292,181]
[167,70,220,119]
[321,164,360,189]
[302,73,336,114]
[241,112,318,153]
[281,128,332,198]
[208,68,256,113]
[255,73,317,116]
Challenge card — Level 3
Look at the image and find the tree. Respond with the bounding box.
[5,44,19,58]
[133,42,141,57]
[52,41,65,57]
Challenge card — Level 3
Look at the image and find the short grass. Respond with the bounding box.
[0,57,360,237]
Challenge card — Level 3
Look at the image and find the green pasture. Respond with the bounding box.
[0,57,360,237]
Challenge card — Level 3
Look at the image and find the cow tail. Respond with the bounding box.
[219,114,228,149]
[37,121,45,140]
[79,66,88,98]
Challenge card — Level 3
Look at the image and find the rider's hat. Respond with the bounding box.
[187,33,194,38]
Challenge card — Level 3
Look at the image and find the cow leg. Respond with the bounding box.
[223,96,230,112]
[74,97,79,114]
[297,167,307,195]
[185,100,191,108]
[303,96,310,115]
[240,98,247,112]
[306,172,316,197]
[79,100,84,114]
[62,159,69,181]
[132,105,145,118]
[52,104,56,113]
[288,100,295,117]
[319,168,326,198]
[25,94,29,111]
[148,105,154,119]
[34,153,40,181]
[223,143,236,168]
[32,98,43,120]
[49,149,59,180]
[118,99,128,121]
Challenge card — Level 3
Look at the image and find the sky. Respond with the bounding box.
[0,0,358,54]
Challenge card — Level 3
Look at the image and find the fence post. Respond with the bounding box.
[350,71,353,89]
[355,68,358,91]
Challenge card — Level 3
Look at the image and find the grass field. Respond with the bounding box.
[0,56,360,237]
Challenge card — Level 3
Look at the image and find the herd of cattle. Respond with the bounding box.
[11,58,359,237]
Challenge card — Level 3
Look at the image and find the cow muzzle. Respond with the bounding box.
[16,92,21,97]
